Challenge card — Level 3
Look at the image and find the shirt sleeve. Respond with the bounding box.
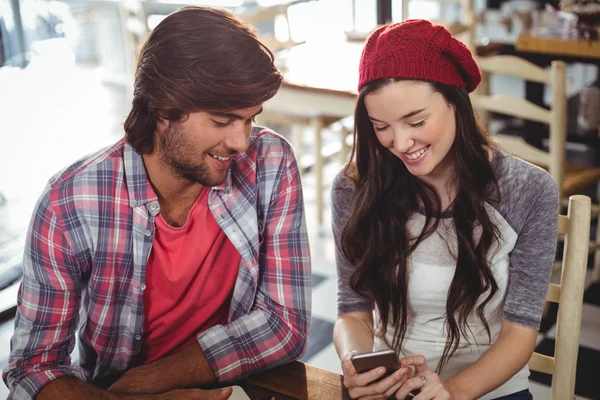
[502,171,560,330]
[3,185,86,400]
[331,171,374,316]
[197,139,311,383]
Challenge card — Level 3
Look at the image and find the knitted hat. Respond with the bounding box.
[358,20,481,93]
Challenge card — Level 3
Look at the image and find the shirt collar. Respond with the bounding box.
[212,160,234,193]
[123,141,158,208]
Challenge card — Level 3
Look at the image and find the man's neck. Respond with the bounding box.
[142,153,204,221]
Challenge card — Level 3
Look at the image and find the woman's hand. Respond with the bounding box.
[394,355,456,400]
[341,351,413,400]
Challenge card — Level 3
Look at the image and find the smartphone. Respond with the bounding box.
[351,349,401,376]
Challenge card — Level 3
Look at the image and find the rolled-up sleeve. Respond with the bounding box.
[197,141,311,382]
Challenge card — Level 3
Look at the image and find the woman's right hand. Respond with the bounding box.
[342,352,412,400]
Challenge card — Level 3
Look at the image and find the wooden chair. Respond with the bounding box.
[528,195,591,400]
[396,0,475,47]
[118,0,150,81]
[258,86,356,226]
[444,0,477,53]
[445,0,511,57]
[471,55,600,281]
[396,0,490,55]
[241,2,298,53]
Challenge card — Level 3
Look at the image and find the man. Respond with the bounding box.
[3,6,311,400]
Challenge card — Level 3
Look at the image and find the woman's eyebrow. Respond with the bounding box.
[368,108,426,123]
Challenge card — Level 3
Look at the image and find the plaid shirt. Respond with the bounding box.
[3,127,311,400]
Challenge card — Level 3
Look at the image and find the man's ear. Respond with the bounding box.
[155,117,170,136]
[157,116,169,129]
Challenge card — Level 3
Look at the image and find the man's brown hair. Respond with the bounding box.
[124,6,283,154]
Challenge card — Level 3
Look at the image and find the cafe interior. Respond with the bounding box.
[0,0,599,398]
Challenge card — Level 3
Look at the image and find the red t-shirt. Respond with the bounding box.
[141,188,241,363]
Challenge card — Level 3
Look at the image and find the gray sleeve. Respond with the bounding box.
[331,171,375,315]
[502,170,560,330]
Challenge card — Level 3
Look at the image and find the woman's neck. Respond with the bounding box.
[419,146,494,212]
[418,153,457,211]
[417,179,456,213]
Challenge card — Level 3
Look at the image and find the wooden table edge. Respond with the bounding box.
[241,361,345,400]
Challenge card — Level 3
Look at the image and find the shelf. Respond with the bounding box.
[516,33,600,60]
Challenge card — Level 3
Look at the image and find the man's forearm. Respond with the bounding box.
[109,342,216,395]
[37,377,153,400]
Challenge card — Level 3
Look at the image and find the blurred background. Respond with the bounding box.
[0,0,599,398]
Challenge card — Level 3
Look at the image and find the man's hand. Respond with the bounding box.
[110,342,217,395]
[37,377,232,400]
[158,387,232,400]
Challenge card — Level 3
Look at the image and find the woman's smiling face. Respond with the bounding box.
[364,80,457,184]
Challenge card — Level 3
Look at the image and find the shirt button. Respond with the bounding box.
[139,284,146,291]
[144,229,152,236]
[148,203,158,211]
[134,334,142,341]
[131,200,137,207]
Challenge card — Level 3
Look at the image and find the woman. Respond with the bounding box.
[332,20,559,400]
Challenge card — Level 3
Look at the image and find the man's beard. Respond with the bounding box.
[159,123,229,187]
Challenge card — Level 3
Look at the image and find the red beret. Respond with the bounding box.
[358,19,481,93]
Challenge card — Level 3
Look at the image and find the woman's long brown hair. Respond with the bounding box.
[342,78,501,373]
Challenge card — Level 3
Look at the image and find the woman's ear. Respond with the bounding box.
[447,100,457,112]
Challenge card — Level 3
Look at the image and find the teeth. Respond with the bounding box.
[210,154,231,161]
[405,146,428,160]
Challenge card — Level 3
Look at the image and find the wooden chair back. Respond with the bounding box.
[471,56,567,198]
[528,195,591,400]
